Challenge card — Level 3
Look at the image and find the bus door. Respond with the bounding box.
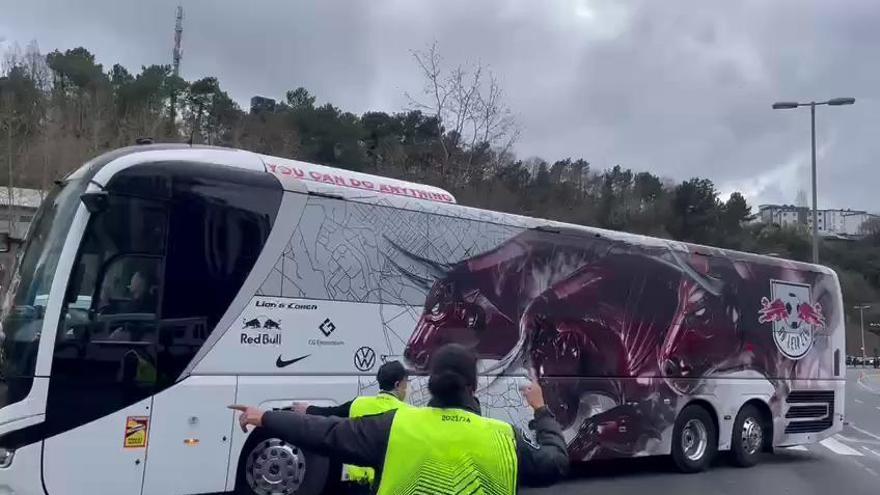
[39,161,281,494]
[41,192,167,495]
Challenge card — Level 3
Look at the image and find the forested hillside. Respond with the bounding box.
[1,42,878,353]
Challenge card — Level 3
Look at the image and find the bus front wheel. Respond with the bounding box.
[236,429,329,495]
[671,405,717,473]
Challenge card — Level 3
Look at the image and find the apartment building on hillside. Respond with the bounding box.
[757,204,877,237]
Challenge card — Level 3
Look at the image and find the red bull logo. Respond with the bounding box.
[760,281,824,360]
[758,297,789,324]
[797,301,826,328]
[758,297,825,329]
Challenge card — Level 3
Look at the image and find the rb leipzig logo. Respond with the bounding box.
[758,280,826,360]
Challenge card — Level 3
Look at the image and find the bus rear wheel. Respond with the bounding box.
[236,430,329,495]
[671,405,717,473]
[730,404,766,467]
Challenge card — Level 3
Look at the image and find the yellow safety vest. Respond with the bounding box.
[346,392,408,485]
[376,406,517,495]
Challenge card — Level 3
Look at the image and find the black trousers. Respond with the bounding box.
[340,482,372,495]
[323,480,371,495]
[323,460,372,495]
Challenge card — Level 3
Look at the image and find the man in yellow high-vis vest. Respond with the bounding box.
[232,344,569,494]
[289,360,410,493]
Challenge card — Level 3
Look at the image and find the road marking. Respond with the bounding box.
[858,381,876,393]
[863,446,880,459]
[850,424,880,442]
[785,445,808,451]
[820,436,864,456]
[857,373,880,393]
[855,399,864,404]
[837,433,880,446]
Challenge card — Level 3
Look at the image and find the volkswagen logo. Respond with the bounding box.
[353,346,377,372]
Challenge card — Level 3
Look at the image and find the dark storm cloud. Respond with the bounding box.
[2,0,879,210]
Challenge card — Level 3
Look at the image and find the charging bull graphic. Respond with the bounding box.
[389,228,836,461]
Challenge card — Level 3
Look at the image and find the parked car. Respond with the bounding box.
[846,355,854,366]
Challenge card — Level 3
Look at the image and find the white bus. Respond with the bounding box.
[0,144,845,495]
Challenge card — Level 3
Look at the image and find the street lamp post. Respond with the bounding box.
[854,304,871,359]
[772,97,855,264]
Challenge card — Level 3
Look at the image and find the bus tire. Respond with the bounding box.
[235,428,329,495]
[730,404,765,468]
[671,404,717,473]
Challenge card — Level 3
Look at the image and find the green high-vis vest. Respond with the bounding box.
[346,392,408,485]
[376,407,518,495]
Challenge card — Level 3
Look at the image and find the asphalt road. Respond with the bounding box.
[526,369,880,495]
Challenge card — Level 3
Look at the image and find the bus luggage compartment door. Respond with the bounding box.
[142,375,236,495]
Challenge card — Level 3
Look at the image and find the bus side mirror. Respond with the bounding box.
[81,192,109,214]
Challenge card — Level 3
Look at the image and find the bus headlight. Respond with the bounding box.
[0,447,14,468]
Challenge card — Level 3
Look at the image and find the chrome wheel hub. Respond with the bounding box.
[246,438,306,495]
[741,416,763,456]
[681,419,708,462]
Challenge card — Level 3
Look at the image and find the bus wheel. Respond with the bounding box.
[236,430,329,495]
[731,404,765,468]
[671,405,717,473]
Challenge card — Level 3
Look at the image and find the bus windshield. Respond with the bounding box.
[0,178,86,409]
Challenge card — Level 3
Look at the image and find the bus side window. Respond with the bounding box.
[155,170,279,384]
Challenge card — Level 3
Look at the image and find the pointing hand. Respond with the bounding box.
[228,405,264,433]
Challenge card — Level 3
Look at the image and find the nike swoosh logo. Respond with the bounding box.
[276,354,310,368]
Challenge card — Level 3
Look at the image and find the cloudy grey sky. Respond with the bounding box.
[2,0,879,210]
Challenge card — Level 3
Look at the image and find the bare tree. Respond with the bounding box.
[0,111,15,236]
[24,41,50,92]
[407,42,518,185]
[22,41,52,193]
[1,44,27,236]
[408,43,450,167]
[1,42,23,75]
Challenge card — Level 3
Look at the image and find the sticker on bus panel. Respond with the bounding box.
[124,416,150,449]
